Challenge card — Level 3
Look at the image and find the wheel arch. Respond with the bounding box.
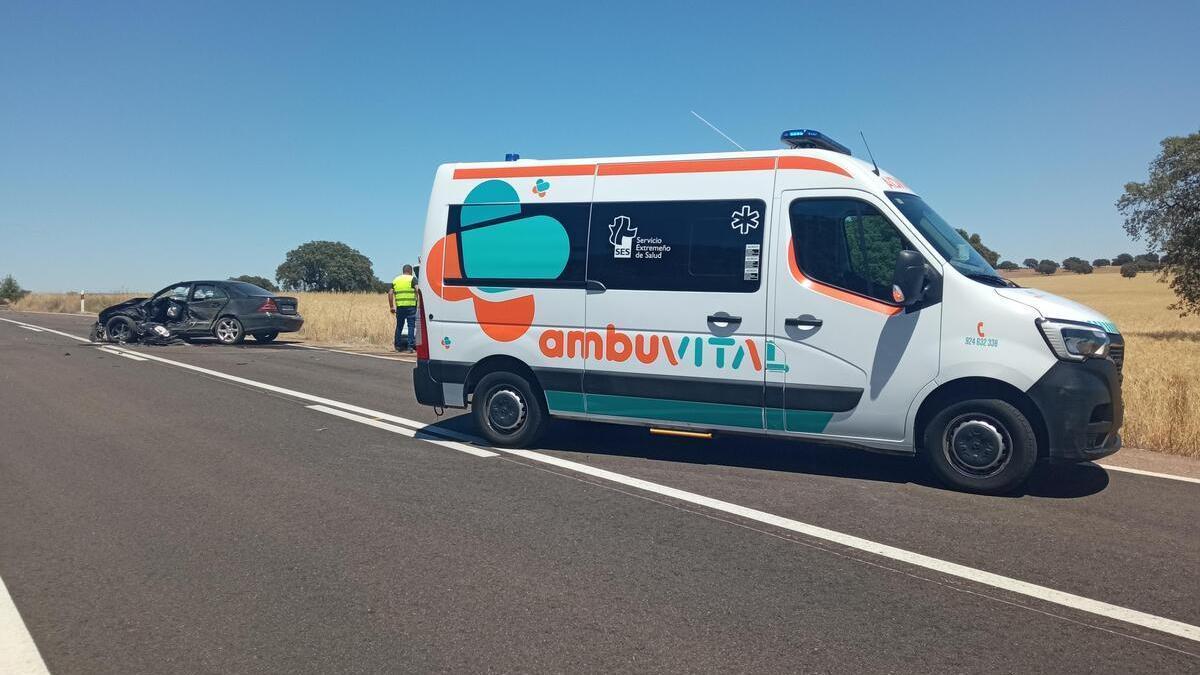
[913,377,1049,459]
[464,355,545,406]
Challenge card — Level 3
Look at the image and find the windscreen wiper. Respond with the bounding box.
[964,272,1016,288]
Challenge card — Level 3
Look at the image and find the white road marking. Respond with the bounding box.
[0,317,91,343]
[1099,464,1200,485]
[98,346,145,362]
[307,405,496,457]
[17,325,43,332]
[0,574,51,675]
[287,343,415,363]
[5,314,1200,645]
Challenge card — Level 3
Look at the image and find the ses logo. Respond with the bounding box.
[609,216,636,258]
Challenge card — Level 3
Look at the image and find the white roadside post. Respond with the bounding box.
[80,291,85,313]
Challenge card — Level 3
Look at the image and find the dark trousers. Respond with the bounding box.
[394,306,416,351]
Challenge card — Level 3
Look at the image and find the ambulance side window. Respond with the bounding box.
[789,198,911,303]
[445,202,590,287]
[587,199,765,292]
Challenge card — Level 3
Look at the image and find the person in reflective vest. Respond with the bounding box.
[389,265,418,352]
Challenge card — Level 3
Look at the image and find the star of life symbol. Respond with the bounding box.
[609,215,636,258]
[731,205,760,235]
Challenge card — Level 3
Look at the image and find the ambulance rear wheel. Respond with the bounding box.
[472,371,546,448]
[923,399,1038,495]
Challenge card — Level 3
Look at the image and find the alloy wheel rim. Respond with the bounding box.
[216,319,239,342]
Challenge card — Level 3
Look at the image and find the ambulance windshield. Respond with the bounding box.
[886,192,1002,281]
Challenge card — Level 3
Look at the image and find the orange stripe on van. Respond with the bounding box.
[777,155,853,178]
[787,237,901,316]
[598,157,777,176]
[453,164,596,179]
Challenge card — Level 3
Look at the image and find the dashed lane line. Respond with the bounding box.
[4,315,1200,647]
[308,405,497,458]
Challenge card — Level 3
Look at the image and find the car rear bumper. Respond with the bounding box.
[1027,358,1122,461]
[241,314,304,334]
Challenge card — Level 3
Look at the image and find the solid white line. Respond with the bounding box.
[0,574,51,675]
[307,405,496,457]
[288,344,415,362]
[0,317,91,343]
[17,325,43,332]
[6,315,1200,644]
[1100,464,1200,485]
[118,352,147,362]
[487,447,1200,644]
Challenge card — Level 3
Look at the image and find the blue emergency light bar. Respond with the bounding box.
[780,129,852,156]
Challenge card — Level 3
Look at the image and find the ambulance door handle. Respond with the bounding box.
[586,280,606,294]
[785,316,823,328]
[707,314,741,325]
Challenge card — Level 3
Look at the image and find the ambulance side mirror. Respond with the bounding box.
[891,250,926,306]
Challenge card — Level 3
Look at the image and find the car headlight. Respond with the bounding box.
[1037,319,1110,361]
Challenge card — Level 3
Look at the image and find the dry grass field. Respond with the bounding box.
[8,273,1199,457]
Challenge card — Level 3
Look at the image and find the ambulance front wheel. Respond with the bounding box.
[472,371,547,448]
[922,398,1038,495]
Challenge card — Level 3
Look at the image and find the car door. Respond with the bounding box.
[766,189,941,443]
[582,179,772,431]
[187,283,229,333]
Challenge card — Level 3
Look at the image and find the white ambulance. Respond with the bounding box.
[411,130,1123,494]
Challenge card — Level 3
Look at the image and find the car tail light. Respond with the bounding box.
[257,298,279,313]
[415,290,430,360]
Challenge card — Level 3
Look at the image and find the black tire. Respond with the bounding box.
[104,316,136,343]
[253,331,279,343]
[213,316,245,345]
[923,398,1038,494]
[472,371,547,448]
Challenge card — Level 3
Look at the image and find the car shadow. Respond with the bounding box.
[427,413,1109,499]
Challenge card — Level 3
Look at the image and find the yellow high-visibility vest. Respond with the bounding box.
[392,274,416,307]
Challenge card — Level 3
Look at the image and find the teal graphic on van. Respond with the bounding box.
[458,180,570,290]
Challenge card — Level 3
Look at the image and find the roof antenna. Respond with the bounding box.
[859,130,880,176]
[691,111,745,151]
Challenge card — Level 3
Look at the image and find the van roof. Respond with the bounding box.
[444,148,879,175]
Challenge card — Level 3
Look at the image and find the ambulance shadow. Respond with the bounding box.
[429,415,1108,498]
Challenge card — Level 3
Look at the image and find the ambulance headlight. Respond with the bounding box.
[1037,319,1110,361]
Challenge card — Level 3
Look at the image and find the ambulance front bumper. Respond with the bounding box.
[1027,357,1122,462]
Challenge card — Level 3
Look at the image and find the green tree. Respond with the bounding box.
[1121,262,1138,278]
[1113,253,1134,265]
[997,260,1019,270]
[1062,256,1087,272]
[1120,143,1199,309]
[0,274,28,302]
[1093,258,1111,268]
[954,229,1000,267]
[1036,259,1059,275]
[228,275,279,292]
[1023,258,1039,269]
[276,241,379,292]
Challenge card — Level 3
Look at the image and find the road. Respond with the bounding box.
[1,311,1198,673]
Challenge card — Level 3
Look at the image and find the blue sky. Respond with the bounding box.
[2,0,1197,292]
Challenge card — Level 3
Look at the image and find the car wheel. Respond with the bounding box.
[213,316,245,345]
[472,371,547,448]
[104,316,136,343]
[923,398,1038,494]
[253,331,279,343]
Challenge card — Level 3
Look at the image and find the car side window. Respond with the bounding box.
[192,284,227,301]
[789,198,911,303]
[587,199,765,292]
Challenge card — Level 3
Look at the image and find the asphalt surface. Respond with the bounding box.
[1,311,1198,673]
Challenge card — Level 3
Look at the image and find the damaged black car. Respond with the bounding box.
[92,280,303,345]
